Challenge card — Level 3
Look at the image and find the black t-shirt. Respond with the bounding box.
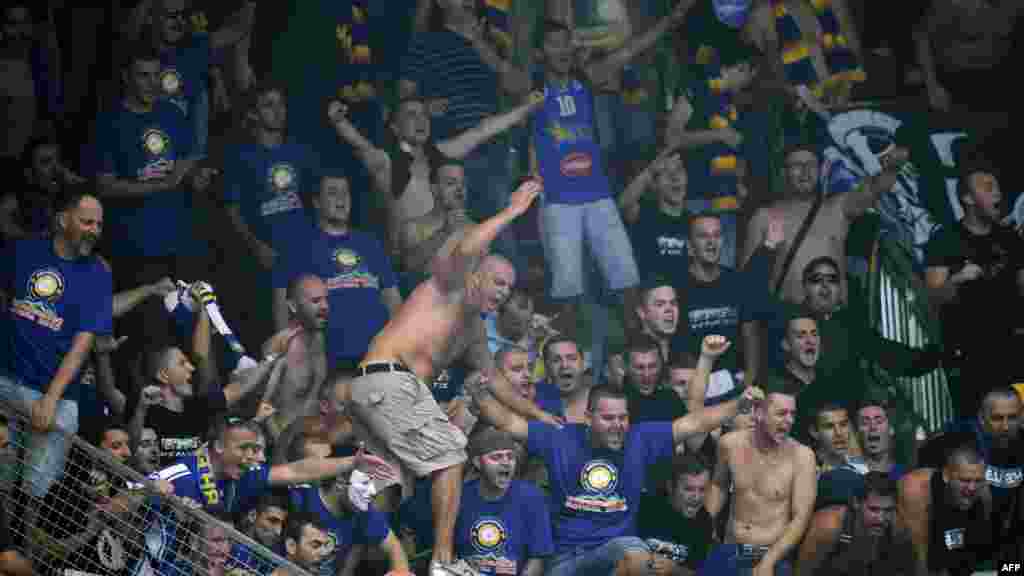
[624,382,688,423]
[927,470,993,575]
[925,222,1024,342]
[627,199,689,289]
[637,495,714,569]
[145,389,228,467]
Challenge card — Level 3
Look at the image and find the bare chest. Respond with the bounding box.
[731,446,795,503]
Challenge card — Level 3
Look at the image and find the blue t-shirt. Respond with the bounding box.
[158,33,210,123]
[2,239,113,400]
[455,479,555,575]
[531,77,612,205]
[289,484,390,576]
[93,101,197,258]
[534,380,564,419]
[526,421,675,553]
[273,222,396,363]
[223,141,318,249]
[155,448,271,517]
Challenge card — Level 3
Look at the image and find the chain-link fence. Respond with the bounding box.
[0,399,310,576]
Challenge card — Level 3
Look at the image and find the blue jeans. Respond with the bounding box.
[545,537,650,576]
[699,544,792,576]
[0,374,78,498]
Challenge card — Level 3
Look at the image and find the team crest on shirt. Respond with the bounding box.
[565,460,627,514]
[581,460,619,494]
[143,129,170,156]
[469,518,516,574]
[160,68,183,95]
[28,269,64,303]
[333,248,361,271]
[471,518,507,553]
[269,163,296,192]
[11,269,65,330]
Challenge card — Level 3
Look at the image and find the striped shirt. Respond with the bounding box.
[399,30,498,140]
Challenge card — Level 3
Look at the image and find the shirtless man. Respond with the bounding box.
[399,160,474,277]
[335,178,559,576]
[261,274,329,449]
[705,391,817,575]
[742,142,909,304]
[325,94,542,253]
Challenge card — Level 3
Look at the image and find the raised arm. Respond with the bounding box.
[223,356,284,408]
[585,0,694,87]
[377,530,411,574]
[896,471,933,576]
[438,93,544,160]
[94,335,130,416]
[742,208,771,271]
[113,277,175,319]
[459,18,531,97]
[672,337,763,444]
[326,100,392,193]
[432,179,541,293]
[679,336,717,452]
[619,148,679,225]
[706,433,732,519]
[209,1,256,51]
[840,146,908,220]
[268,448,395,486]
[469,374,530,442]
[665,92,742,152]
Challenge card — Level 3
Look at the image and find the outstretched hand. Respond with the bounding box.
[505,178,543,218]
[354,444,398,484]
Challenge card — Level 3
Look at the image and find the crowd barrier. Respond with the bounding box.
[0,399,310,576]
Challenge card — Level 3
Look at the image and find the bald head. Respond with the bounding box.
[287,275,328,330]
[474,254,516,314]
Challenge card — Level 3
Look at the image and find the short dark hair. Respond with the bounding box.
[121,40,161,71]
[625,334,662,363]
[587,385,627,412]
[783,141,820,162]
[255,490,289,514]
[854,392,890,421]
[858,471,897,501]
[542,336,578,363]
[89,417,129,448]
[636,276,676,307]
[814,401,850,429]
[146,346,178,381]
[286,273,323,302]
[284,511,324,547]
[670,454,709,484]
[945,442,984,469]
[245,76,289,111]
[215,415,263,444]
[20,132,61,169]
[53,182,97,215]
[494,344,529,371]
[801,256,840,283]
[431,158,466,184]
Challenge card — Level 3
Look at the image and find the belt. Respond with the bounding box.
[357,362,413,377]
[737,544,770,562]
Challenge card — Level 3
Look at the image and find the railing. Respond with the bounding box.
[0,400,310,576]
[871,233,954,433]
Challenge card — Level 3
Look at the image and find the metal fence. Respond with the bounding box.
[0,400,310,576]
[874,239,954,433]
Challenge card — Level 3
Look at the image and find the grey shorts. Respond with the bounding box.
[349,368,468,481]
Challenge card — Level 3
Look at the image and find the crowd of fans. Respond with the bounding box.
[1,0,1021,575]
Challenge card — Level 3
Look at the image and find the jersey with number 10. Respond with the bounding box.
[531,79,612,205]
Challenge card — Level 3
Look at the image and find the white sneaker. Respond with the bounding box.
[430,559,480,576]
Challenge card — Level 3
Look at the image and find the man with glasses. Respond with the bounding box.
[801,256,941,384]
[742,142,909,305]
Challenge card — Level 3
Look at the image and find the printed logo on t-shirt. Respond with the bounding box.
[987,465,1024,489]
[326,248,380,290]
[546,121,593,145]
[560,153,593,178]
[469,518,517,575]
[261,163,302,216]
[712,0,752,29]
[566,460,627,513]
[138,128,174,181]
[656,235,687,256]
[689,306,739,331]
[943,527,965,550]
[160,68,183,96]
[10,268,66,331]
[433,369,451,391]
